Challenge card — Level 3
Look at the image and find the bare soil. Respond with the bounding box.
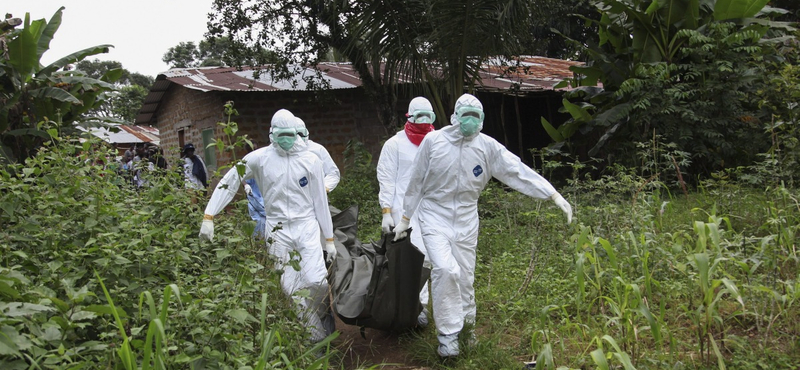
[332,316,431,370]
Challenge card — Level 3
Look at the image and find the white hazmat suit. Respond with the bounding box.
[199,109,336,342]
[394,94,572,357]
[295,117,341,192]
[377,97,436,324]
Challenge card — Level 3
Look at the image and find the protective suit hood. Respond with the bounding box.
[449,93,484,139]
[269,109,307,155]
[407,97,435,124]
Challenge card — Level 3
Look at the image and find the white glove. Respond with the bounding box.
[244,183,253,196]
[199,217,215,241]
[381,212,395,234]
[324,239,337,264]
[550,193,573,224]
[392,217,410,241]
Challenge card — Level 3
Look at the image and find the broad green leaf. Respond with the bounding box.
[562,99,592,122]
[637,304,662,345]
[1,325,32,351]
[645,0,660,15]
[101,68,125,83]
[714,0,769,20]
[709,332,727,370]
[590,348,610,370]
[40,326,62,342]
[70,310,97,322]
[540,117,564,142]
[0,302,55,317]
[37,7,64,57]
[38,45,113,77]
[28,86,82,104]
[6,23,40,77]
[720,278,745,307]
[0,282,21,300]
[226,308,257,324]
[599,238,617,270]
[0,326,23,356]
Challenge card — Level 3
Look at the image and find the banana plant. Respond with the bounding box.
[0,7,119,164]
[543,0,787,152]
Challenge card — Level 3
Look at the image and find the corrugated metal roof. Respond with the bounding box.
[480,56,583,91]
[79,124,160,145]
[136,56,581,124]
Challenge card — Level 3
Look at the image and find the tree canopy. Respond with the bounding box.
[74,59,154,123]
[207,0,549,130]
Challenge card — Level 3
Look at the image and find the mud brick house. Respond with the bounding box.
[135,56,582,172]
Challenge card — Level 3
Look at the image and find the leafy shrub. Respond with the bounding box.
[0,135,334,368]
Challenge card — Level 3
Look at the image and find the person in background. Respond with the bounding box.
[182,143,209,196]
[148,145,168,170]
[243,142,267,239]
[393,93,573,358]
[294,116,340,193]
[376,96,437,327]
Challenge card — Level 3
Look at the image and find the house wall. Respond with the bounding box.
[154,86,391,173]
[153,84,569,178]
[153,85,226,168]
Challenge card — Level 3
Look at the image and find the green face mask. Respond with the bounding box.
[459,117,480,136]
[456,107,484,137]
[272,128,298,151]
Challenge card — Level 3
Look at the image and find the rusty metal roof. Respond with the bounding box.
[136,56,582,124]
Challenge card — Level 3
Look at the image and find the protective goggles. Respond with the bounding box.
[409,110,436,124]
[456,106,484,122]
[271,127,299,137]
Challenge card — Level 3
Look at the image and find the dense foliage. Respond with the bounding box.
[75,59,155,123]
[0,8,120,164]
[0,135,337,369]
[546,0,797,177]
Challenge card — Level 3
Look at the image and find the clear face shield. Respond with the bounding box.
[410,110,436,124]
[456,106,484,136]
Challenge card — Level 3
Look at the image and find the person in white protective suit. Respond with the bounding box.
[392,93,573,358]
[376,96,436,326]
[199,109,337,343]
[242,117,341,238]
[295,117,341,193]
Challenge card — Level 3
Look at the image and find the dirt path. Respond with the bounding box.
[332,316,431,370]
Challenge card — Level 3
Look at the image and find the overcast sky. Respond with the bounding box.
[6,0,214,77]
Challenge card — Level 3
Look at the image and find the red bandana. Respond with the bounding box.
[404,122,434,146]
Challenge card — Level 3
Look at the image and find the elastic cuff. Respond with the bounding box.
[382,208,392,214]
[203,214,214,220]
[401,215,410,221]
[549,192,561,201]
[325,238,334,242]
